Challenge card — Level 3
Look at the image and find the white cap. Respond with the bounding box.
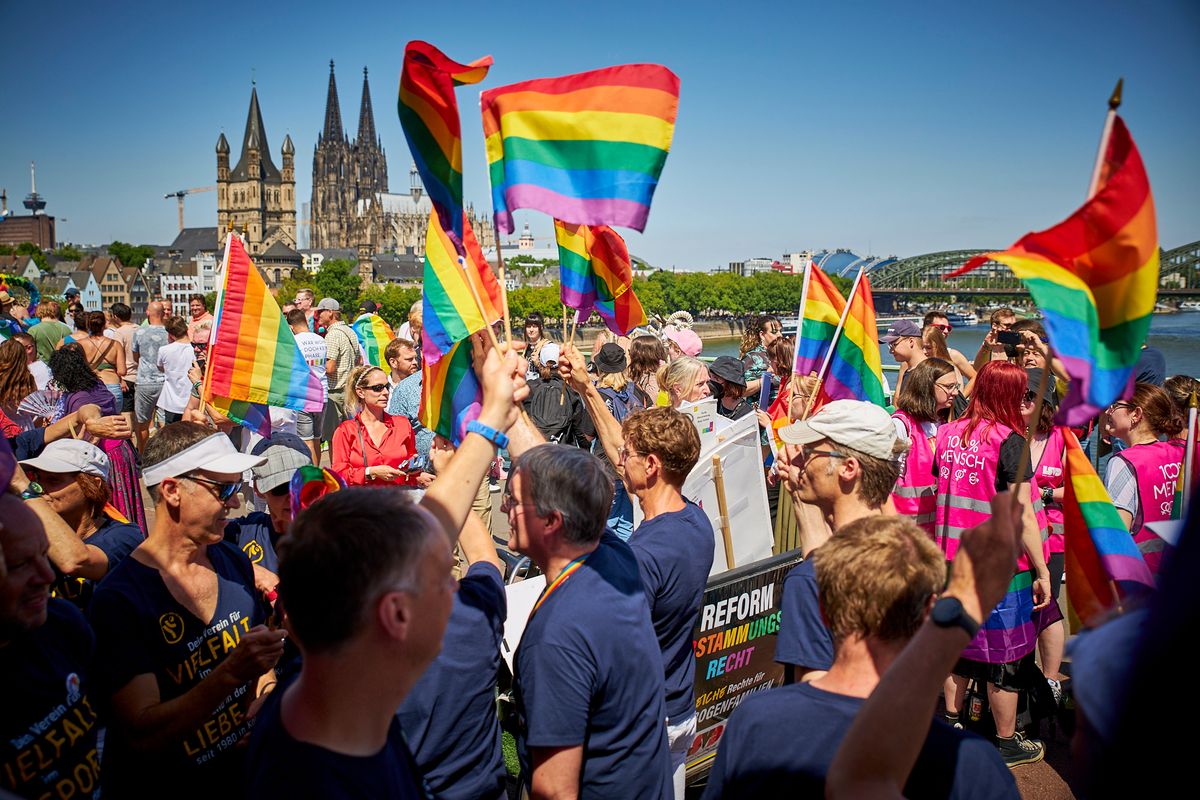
[539,342,561,365]
[142,433,267,487]
[20,440,110,480]
[778,400,899,460]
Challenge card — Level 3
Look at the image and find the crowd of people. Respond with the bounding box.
[0,287,1194,799]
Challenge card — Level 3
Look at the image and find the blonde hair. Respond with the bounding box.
[345,365,387,417]
[597,370,629,392]
[656,357,705,404]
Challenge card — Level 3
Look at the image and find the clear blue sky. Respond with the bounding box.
[2,0,1197,269]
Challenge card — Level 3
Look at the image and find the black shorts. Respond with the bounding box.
[1048,551,1065,601]
[121,382,136,414]
[953,652,1035,693]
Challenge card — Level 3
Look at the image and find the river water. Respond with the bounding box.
[702,314,1200,379]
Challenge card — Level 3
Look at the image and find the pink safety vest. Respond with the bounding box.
[934,419,1013,562]
[1033,427,1067,555]
[891,410,937,535]
[1115,439,1184,575]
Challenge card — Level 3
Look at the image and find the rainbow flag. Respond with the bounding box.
[555,220,647,335]
[821,270,887,407]
[398,41,492,248]
[420,338,481,446]
[202,235,323,437]
[481,64,680,235]
[1062,428,1154,626]
[422,211,504,363]
[352,313,395,374]
[949,117,1158,426]
[792,263,846,409]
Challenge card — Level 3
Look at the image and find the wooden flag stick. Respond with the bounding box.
[560,304,569,406]
[1086,79,1123,201]
[712,455,737,570]
[458,257,503,354]
[493,229,513,344]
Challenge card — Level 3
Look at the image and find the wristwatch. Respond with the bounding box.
[931,596,980,638]
[20,482,45,501]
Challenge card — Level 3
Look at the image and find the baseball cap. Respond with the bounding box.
[1025,368,1060,408]
[142,432,267,487]
[593,343,628,374]
[709,356,747,387]
[20,440,110,480]
[357,300,379,313]
[881,320,923,344]
[250,433,312,493]
[778,399,899,460]
[316,297,341,311]
[664,327,703,357]
[65,286,80,297]
[539,342,561,366]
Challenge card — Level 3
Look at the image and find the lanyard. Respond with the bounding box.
[530,552,591,619]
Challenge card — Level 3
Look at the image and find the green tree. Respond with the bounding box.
[13,241,48,272]
[53,244,85,261]
[106,241,156,269]
[360,284,422,328]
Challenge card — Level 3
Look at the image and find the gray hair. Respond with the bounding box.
[514,445,613,545]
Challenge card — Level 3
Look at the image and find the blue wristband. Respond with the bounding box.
[466,420,509,450]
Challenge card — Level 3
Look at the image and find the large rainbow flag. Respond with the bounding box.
[949,117,1158,426]
[481,64,680,235]
[203,235,324,436]
[820,270,887,407]
[554,220,647,335]
[422,211,504,363]
[792,263,846,394]
[352,313,395,374]
[398,41,492,248]
[420,338,482,446]
[1062,428,1155,626]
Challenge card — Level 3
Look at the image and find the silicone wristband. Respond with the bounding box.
[466,420,509,450]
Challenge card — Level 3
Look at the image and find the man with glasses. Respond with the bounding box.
[294,288,316,331]
[773,400,906,683]
[974,307,1019,373]
[89,422,288,796]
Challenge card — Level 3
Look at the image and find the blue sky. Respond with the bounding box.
[1,0,1196,269]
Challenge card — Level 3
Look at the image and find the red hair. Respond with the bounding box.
[961,361,1026,439]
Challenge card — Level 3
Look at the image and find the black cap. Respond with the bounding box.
[593,343,628,374]
[709,356,747,387]
[358,299,379,313]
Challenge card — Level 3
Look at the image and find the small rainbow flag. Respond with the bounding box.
[792,263,846,410]
[481,64,680,235]
[1062,428,1154,626]
[420,338,481,446]
[422,212,504,363]
[821,270,887,407]
[352,313,395,374]
[398,41,492,248]
[949,117,1158,426]
[554,220,647,335]
[202,235,323,437]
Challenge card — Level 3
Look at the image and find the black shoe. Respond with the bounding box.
[995,731,1045,768]
[943,712,964,730]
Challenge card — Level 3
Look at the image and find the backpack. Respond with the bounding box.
[597,386,644,424]
[528,378,575,443]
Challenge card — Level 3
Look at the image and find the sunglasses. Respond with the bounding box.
[934,323,953,334]
[798,446,848,464]
[361,383,391,393]
[1108,402,1135,413]
[1022,391,1039,405]
[186,474,243,502]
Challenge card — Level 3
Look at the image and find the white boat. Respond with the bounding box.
[1180,301,1200,312]
[945,311,979,327]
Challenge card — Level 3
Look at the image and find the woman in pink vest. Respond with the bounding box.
[1023,368,1068,701]
[934,360,1052,767]
[890,358,956,536]
[1104,383,1185,576]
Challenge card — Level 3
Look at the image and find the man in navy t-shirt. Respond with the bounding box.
[0,495,104,799]
[702,517,1017,799]
[772,401,904,682]
[503,444,672,800]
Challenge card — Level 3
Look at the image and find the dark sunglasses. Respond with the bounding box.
[362,383,391,393]
[186,474,243,502]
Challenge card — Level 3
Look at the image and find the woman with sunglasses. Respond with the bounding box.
[332,365,419,487]
[933,360,1051,766]
[14,439,145,614]
[1103,383,1185,576]
[889,358,956,536]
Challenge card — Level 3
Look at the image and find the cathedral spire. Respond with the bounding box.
[357,66,377,145]
[323,60,344,142]
[231,84,280,181]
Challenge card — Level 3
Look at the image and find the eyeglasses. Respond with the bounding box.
[185,474,243,502]
[500,485,534,514]
[935,381,961,395]
[362,383,391,393]
[933,323,953,334]
[1107,402,1134,414]
[798,446,848,465]
[617,446,642,463]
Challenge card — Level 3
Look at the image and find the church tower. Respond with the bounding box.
[353,67,388,201]
[311,62,353,249]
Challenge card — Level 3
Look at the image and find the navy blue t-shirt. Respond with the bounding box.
[701,682,1018,799]
[629,502,716,720]
[515,531,671,800]
[0,600,102,799]
[774,559,834,672]
[247,682,426,799]
[224,511,280,574]
[90,541,267,796]
[53,514,144,613]
[397,561,507,800]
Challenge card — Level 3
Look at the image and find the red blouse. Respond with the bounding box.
[331,413,418,487]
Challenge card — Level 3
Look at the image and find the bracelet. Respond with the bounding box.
[466,420,509,450]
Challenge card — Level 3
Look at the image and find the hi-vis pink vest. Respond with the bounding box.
[891,410,937,535]
[1033,427,1067,555]
[934,419,1013,563]
[1115,439,1184,575]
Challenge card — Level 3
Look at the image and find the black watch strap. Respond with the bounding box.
[931,596,980,638]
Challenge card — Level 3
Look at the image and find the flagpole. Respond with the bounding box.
[791,259,813,378]
[802,266,863,420]
[200,230,234,409]
[492,229,513,344]
[1184,390,1198,516]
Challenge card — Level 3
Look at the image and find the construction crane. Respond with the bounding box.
[164,186,216,232]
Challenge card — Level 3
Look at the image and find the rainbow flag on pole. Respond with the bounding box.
[554,220,647,335]
[820,270,887,407]
[203,234,324,436]
[398,41,491,248]
[420,338,482,446]
[481,64,680,235]
[352,313,395,374]
[949,117,1158,426]
[792,262,846,382]
[422,212,504,363]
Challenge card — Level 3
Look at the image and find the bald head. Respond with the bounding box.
[0,495,53,640]
[147,301,164,323]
